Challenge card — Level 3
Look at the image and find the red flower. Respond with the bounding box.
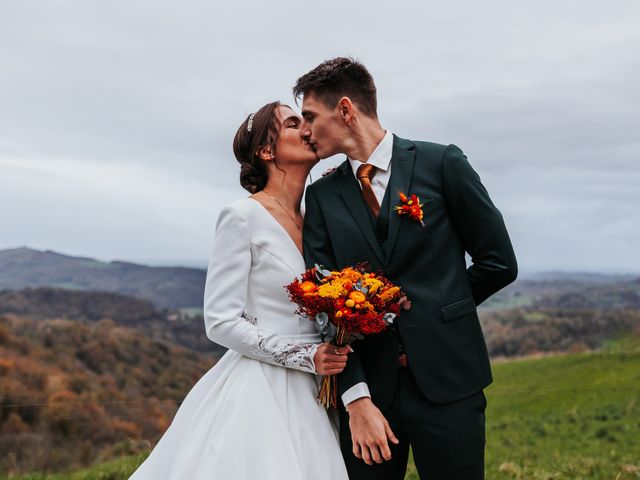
[394,192,425,227]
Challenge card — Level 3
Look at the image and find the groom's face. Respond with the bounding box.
[300,92,346,159]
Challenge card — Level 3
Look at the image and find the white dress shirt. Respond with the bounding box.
[348,129,394,206]
[342,129,394,409]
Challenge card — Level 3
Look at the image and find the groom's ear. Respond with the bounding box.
[256,146,274,162]
[337,97,354,125]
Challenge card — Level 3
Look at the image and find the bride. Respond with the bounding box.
[130,102,350,479]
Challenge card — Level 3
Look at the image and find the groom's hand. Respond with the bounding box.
[347,397,399,465]
[397,295,412,311]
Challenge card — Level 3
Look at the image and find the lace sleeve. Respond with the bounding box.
[203,204,319,374]
[237,313,319,372]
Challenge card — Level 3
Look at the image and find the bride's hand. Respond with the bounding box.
[314,343,351,375]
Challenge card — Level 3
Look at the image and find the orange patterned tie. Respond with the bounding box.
[357,163,380,217]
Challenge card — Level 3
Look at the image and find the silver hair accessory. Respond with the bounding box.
[247,113,256,133]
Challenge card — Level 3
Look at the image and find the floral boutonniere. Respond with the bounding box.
[394,193,425,227]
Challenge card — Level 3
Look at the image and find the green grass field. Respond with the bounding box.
[479,338,640,480]
[0,454,147,480]
[407,336,640,479]
[3,338,639,480]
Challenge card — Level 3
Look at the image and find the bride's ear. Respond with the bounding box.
[256,146,274,162]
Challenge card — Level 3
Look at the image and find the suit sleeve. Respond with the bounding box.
[442,145,518,305]
[303,183,369,404]
[203,204,319,373]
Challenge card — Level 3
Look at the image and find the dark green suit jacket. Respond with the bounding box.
[303,135,517,409]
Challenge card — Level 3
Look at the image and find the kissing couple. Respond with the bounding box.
[130,57,517,480]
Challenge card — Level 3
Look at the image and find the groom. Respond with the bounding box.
[295,57,517,479]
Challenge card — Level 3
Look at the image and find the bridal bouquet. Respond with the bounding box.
[286,263,406,408]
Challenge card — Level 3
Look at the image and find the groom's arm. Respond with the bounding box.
[304,183,399,464]
[442,145,518,305]
[303,185,370,404]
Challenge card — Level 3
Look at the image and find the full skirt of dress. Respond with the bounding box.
[129,350,348,479]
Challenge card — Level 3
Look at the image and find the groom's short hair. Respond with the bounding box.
[293,57,378,118]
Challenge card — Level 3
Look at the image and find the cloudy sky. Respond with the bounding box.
[1,0,638,273]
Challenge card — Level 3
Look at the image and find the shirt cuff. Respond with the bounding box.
[341,382,371,410]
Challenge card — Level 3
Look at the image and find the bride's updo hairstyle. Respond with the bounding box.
[233,101,282,193]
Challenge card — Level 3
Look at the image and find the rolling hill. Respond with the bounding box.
[3,246,639,314]
[0,311,217,474]
[0,248,206,310]
[1,246,640,477]
[0,288,225,357]
[3,337,638,479]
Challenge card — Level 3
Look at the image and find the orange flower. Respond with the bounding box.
[348,291,366,304]
[299,281,317,293]
[379,286,401,302]
[341,268,362,282]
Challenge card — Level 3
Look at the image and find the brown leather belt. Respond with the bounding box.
[398,352,408,367]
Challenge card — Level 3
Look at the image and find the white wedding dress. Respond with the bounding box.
[130,197,348,479]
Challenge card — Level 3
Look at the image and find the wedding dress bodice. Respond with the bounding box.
[130,197,348,480]
[203,197,320,372]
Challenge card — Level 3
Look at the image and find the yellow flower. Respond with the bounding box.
[363,277,384,294]
[378,286,400,302]
[317,282,344,299]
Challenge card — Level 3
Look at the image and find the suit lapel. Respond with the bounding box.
[386,136,416,261]
[335,160,386,265]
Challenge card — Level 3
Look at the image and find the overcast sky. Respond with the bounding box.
[1,0,638,273]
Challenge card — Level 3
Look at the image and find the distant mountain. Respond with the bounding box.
[0,287,225,357]
[0,247,206,310]
[480,307,640,358]
[521,270,638,283]
[477,275,640,358]
[480,273,640,311]
[3,246,638,314]
[531,279,640,310]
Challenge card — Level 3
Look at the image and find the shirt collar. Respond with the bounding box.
[348,130,393,176]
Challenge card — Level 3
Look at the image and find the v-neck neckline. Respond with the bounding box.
[247,197,304,258]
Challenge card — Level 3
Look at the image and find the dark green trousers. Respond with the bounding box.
[339,368,486,479]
